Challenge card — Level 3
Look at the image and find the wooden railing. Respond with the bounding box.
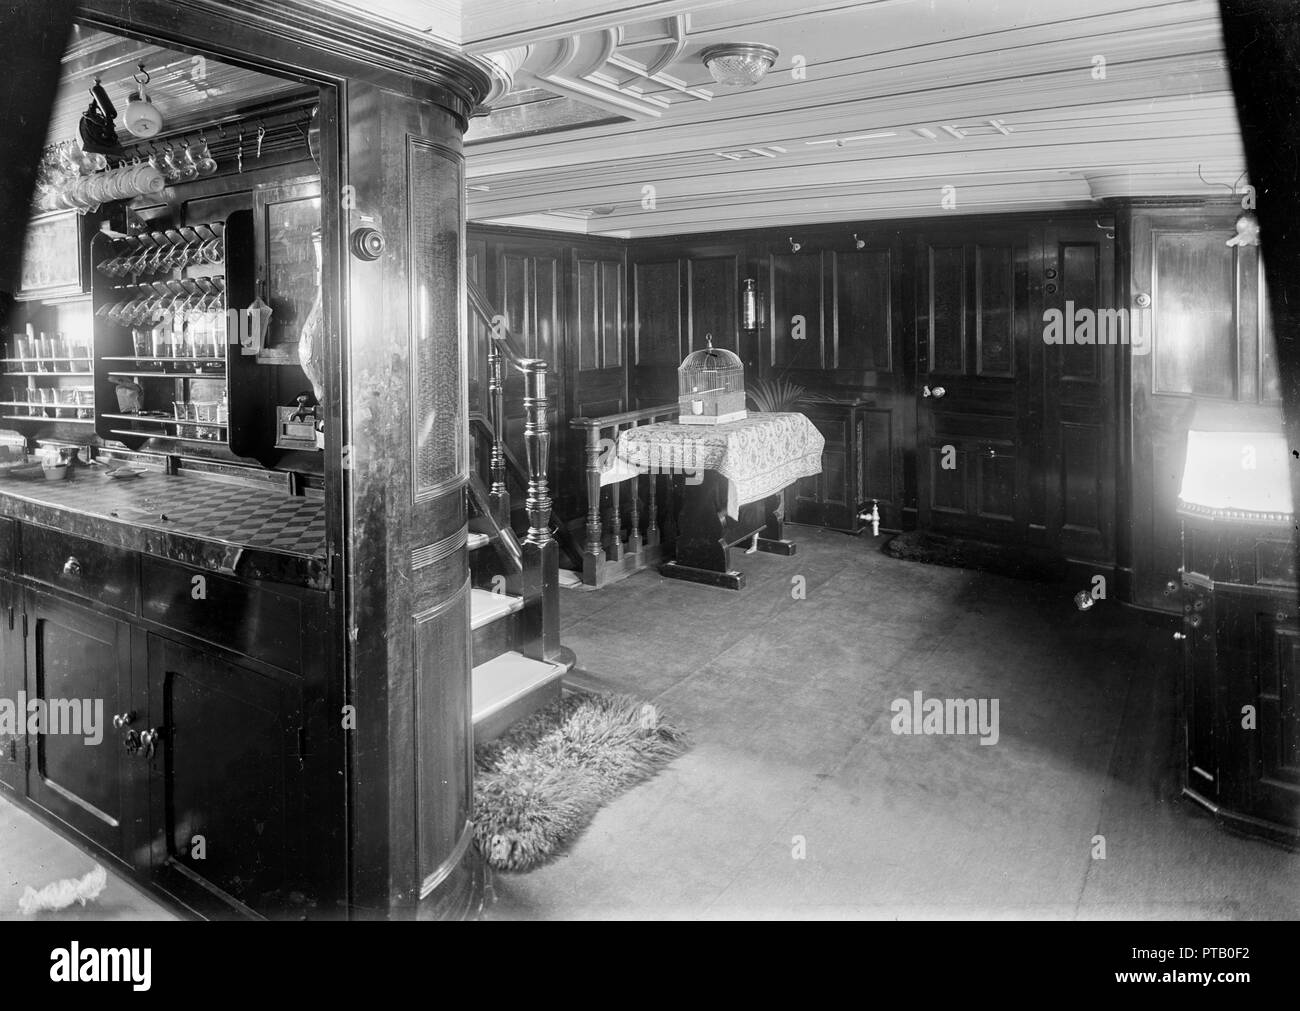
[570,402,681,587]
[467,277,559,662]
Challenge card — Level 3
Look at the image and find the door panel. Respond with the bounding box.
[1042,224,1116,563]
[24,592,132,858]
[916,230,1034,542]
[146,634,303,916]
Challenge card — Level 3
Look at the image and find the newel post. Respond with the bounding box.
[518,360,559,661]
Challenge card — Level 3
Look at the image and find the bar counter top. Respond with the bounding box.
[0,464,328,590]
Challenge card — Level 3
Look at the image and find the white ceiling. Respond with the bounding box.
[317,0,1251,237]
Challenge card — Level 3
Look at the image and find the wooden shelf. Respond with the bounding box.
[1,370,95,377]
[108,428,227,445]
[109,370,227,379]
[2,415,95,424]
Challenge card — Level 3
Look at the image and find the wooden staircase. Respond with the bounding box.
[466,279,573,742]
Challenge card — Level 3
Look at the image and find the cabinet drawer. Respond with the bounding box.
[140,557,305,674]
[20,526,138,612]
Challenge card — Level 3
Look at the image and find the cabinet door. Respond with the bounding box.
[0,579,23,793]
[252,177,322,364]
[24,591,134,858]
[790,404,860,532]
[145,634,305,918]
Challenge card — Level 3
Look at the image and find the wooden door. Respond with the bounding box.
[914,229,1037,542]
[1041,221,1117,564]
[145,634,304,917]
[767,240,906,531]
[24,590,134,859]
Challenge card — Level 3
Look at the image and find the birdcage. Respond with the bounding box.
[678,336,747,425]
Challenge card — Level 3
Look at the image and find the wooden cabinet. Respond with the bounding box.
[0,520,334,917]
[789,400,868,532]
[23,590,136,860]
[1180,518,1300,845]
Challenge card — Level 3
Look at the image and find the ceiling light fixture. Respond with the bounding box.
[700,43,779,88]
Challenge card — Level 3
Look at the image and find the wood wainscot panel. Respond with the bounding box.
[630,258,682,408]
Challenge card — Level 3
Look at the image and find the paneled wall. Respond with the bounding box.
[467,225,627,521]
[470,204,1269,605]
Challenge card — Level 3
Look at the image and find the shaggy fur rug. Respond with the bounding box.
[472,692,688,872]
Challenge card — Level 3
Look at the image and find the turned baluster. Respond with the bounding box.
[487,341,509,527]
[521,361,552,547]
[607,423,624,561]
[582,422,604,582]
[645,470,660,547]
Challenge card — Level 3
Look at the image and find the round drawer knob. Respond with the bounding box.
[62,556,82,577]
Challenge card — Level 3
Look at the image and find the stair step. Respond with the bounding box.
[468,531,489,551]
[470,587,523,630]
[472,650,566,742]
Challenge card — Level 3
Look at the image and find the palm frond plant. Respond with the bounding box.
[746,377,807,413]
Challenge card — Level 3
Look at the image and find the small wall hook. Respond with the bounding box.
[789,236,801,253]
[853,232,865,249]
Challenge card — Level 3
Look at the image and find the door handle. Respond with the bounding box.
[62,556,82,577]
[922,385,946,399]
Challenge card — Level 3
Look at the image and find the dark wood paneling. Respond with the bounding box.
[834,249,892,372]
[928,245,965,375]
[630,258,682,409]
[688,255,737,353]
[770,252,824,369]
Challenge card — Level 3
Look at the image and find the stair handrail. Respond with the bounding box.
[570,402,680,585]
[467,276,558,661]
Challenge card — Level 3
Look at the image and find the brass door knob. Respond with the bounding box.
[138,728,161,759]
[62,556,82,577]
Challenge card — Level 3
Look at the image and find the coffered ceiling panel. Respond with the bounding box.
[457,0,1249,237]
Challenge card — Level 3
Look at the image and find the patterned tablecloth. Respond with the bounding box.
[601,412,824,519]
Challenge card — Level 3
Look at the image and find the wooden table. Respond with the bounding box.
[607,412,824,590]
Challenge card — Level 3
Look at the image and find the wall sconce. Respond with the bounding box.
[740,278,764,330]
[789,236,801,253]
[853,233,865,249]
